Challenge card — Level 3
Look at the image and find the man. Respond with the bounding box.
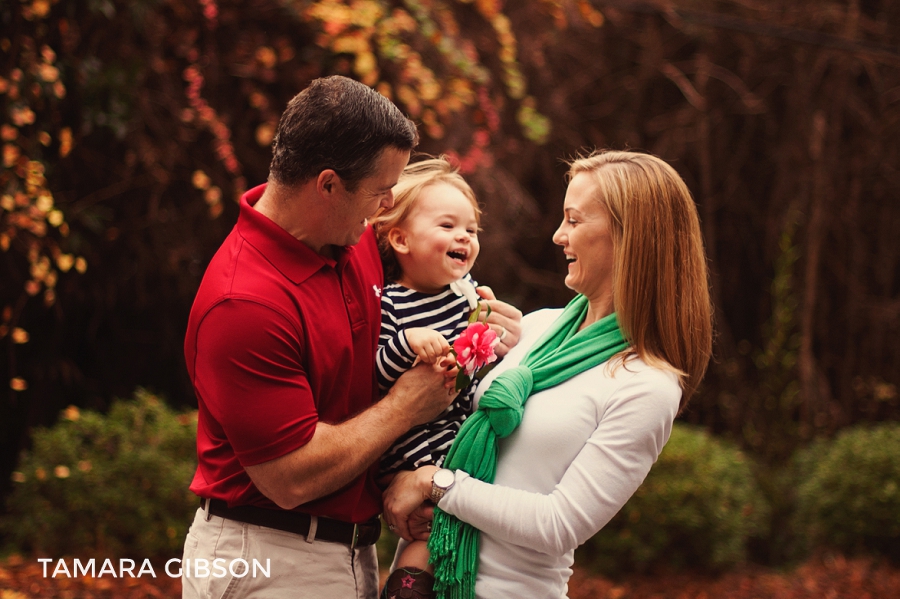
[181,76,521,599]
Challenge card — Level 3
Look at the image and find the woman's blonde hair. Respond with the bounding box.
[370,156,481,283]
[567,150,713,411]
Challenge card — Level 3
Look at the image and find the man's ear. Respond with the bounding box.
[387,228,410,255]
[317,170,341,197]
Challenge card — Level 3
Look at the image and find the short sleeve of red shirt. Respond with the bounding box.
[193,298,317,466]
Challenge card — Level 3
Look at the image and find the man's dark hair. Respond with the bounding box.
[269,76,419,190]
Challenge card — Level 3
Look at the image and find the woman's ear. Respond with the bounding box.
[387,228,410,255]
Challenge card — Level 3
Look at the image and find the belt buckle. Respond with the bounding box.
[350,523,360,550]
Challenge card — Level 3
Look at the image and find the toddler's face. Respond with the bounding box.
[391,182,480,293]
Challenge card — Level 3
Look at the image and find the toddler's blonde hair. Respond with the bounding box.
[371,156,481,283]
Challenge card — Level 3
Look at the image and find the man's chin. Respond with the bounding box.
[344,228,366,247]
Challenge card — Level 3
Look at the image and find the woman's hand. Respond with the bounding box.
[382,466,438,541]
[476,286,523,358]
[407,503,435,541]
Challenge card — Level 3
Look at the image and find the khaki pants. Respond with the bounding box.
[181,507,379,599]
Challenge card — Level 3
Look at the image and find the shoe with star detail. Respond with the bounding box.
[380,567,435,599]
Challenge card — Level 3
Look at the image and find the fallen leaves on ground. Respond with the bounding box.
[0,554,180,599]
[568,553,900,599]
[1,552,897,598]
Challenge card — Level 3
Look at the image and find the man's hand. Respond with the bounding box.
[383,467,438,541]
[405,327,451,364]
[475,286,523,358]
[389,360,458,428]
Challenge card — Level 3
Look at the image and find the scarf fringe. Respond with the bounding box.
[429,509,478,599]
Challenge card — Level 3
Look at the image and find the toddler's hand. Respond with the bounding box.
[405,328,450,364]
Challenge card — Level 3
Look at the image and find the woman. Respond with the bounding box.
[383,150,713,599]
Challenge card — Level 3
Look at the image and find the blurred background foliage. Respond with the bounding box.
[5,402,898,570]
[2,390,198,559]
[1,0,898,551]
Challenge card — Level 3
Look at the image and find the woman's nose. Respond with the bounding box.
[552,225,565,245]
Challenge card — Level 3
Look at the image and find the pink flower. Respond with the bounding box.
[453,322,498,378]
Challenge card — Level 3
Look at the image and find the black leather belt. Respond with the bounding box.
[201,498,381,548]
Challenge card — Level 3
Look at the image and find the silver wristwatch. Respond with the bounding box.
[430,468,455,504]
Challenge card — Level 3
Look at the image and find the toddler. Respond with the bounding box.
[371,156,485,599]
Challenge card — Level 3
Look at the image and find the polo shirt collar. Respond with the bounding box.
[237,184,355,285]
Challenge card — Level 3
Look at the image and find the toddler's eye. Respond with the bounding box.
[440,223,453,229]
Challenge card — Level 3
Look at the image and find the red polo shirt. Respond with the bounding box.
[184,184,384,523]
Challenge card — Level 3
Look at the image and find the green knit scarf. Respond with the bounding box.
[428,294,630,599]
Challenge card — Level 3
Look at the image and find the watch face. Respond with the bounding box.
[434,469,454,488]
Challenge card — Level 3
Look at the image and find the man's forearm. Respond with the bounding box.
[245,364,452,510]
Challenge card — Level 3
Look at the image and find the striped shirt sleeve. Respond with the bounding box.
[376,294,418,392]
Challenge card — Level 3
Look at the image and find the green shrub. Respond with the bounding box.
[578,424,769,576]
[2,389,198,559]
[378,523,400,569]
[793,422,900,560]
[746,460,801,565]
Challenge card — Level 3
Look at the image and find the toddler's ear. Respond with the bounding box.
[387,228,410,254]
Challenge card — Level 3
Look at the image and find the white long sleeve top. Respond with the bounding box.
[438,308,682,599]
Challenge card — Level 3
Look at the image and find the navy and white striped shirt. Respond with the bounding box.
[377,275,478,476]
